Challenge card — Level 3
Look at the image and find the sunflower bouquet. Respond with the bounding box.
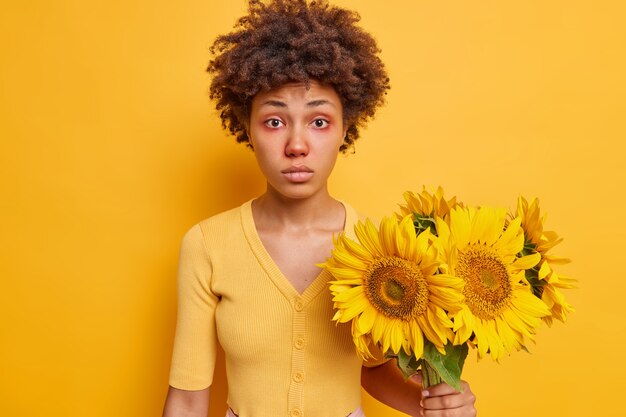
[322,187,575,390]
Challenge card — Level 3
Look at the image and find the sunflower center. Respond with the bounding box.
[457,244,512,320]
[364,256,429,320]
[479,270,498,289]
[384,280,405,301]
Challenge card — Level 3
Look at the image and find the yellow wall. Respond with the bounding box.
[1,1,624,416]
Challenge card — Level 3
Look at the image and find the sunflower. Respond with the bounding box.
[517,196,576,325]
[323,215,464,360]
[398,186,462,234]
[436,206,551,360]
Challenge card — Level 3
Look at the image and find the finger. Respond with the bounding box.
[422,392,469,410]
[422,382,459,397]
[422,404,477,417]
[410,371,423,386]
[421,382,475,412]
[423,379,471,397]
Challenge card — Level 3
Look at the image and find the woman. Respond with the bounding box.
[163,1,477,416]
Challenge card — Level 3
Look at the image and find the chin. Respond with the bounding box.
[272,183,323,200]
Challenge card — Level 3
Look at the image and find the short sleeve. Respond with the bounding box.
[168,224,219,390]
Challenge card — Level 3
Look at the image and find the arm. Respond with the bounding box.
[162,386,210,417]
[165,225,219,415]
[361,360,476,417]
[361,360,423,416]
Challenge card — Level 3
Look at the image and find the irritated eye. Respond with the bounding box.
[313,119,329,128]
[265,119,283,128]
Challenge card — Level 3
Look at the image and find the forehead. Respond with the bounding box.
[252,81,342,108]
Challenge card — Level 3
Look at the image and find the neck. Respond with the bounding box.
[252,185,343,231]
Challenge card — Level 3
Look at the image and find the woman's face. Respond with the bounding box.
[248,80,346,201]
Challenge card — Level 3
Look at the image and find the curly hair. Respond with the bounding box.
[207,0,390,152]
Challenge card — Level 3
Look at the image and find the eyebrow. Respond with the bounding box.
[259,99,336,108]
[307,99,335,108]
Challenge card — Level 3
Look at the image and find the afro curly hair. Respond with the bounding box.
[207,0,390,152]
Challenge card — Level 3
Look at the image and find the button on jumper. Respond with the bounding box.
[294,337,305,349]
[290,408,302,417]
[294,299,304,311]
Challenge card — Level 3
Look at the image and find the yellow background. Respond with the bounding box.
[1,0,624,416]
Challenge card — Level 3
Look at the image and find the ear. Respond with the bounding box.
[341,124,349,146]
[243,119,255,149]
[246,130,255,150]
[340,119,348,140]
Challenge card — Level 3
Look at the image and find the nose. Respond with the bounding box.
[285,126,309,157]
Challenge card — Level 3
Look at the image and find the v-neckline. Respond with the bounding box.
[240,199,357,303]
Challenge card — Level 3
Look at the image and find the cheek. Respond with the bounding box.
[319,147,341,170]
[253,147,282,175]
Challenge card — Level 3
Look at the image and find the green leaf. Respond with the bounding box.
[413,214,438,235]
[421,342,469,391]
[393,349,421,380]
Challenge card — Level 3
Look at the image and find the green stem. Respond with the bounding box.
[421,360,442,390]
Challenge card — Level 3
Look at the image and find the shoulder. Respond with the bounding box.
[339,201,374,222]
[340,200,378,239]
[181,201,251,250]
[197,204,242,230]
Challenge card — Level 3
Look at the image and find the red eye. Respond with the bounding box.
[312,119,329,128]
[264,119,284,128]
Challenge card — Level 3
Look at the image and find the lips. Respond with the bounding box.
[281,165,314,183]
[282,165,313,174]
